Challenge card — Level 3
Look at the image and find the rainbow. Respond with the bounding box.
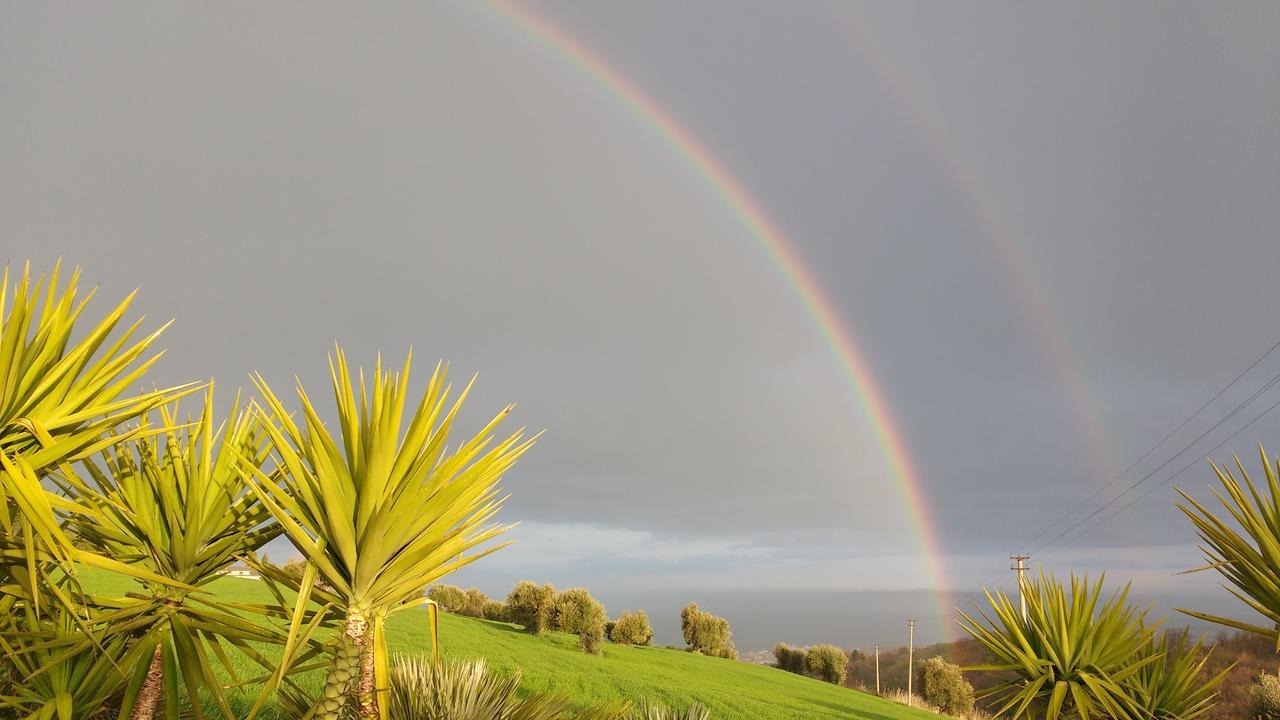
[484,1,956,638]
[829,15,1120,516]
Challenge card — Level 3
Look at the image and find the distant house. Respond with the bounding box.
[218,563,260,580]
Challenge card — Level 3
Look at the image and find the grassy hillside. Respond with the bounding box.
[77,569,941,720]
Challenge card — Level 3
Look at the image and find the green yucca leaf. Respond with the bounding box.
[1123,631,1231,720]
[0,261,193,605]
[1176,447,1280,649]
[251,346,535,720]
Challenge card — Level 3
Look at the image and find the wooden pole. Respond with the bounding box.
[874,644,880,695]
[1011,555,1031,622]
[906,619,916,706]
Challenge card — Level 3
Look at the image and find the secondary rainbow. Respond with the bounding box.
[831,15,1121,526]
[485,1,955,636]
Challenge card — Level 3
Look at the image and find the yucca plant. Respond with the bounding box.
[387,656,630,720]
[631,699,710,720]
[1176,448,1280,646]
[0,603,148,720]
[0,261,190,590]
[957,570,1159,720]
[1123,631,1230,720]
[248,348,536,720]
[56,386,294,720]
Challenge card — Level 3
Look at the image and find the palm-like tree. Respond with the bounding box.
[59,386,289,719]
[957,570,1159,720]
[249,348,535,720]
[1176,448,1280,645]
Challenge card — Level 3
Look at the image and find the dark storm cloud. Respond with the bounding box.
[4,1,1280,638]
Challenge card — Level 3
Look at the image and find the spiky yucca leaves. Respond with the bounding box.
[0,262,189,656]
[0,603,148,720]
[0,262,181,469]
[1124,631,1230,720]
[1176,448,1280,645]
[387,657,628,720]
[58,387,288,720]
[957,570,1159,720]
[0,263,181,546]
[250,348,536,720]
[631,699,711,720]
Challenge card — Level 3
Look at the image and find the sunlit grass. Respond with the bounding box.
[77,567,942,720]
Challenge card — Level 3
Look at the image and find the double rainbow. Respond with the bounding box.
[486,0,956,639]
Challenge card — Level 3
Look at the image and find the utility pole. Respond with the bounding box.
[906,619,916,706]
[1010,554,1031,622]
[873,644,880,695]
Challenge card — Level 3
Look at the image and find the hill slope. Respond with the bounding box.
[78,570,941,720]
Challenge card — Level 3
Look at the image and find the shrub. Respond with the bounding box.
[459,588,491,618]
[481,599,507,621]
[610,611,654,646]
[505,581,557,635]
[553,587,607,654]
[388,656,628,720]
[632,698,711,720]
[680,603,736,659]
[426,584,468,614]
[772,643,808,675]
[1253,673,1280,720]
[280,557,309,582]
[805,644,848,685]
[916,656,975,714]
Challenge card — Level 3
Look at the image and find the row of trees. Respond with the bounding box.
[428,581,714,658]
[772,643,849,685]
[0,263,534,720]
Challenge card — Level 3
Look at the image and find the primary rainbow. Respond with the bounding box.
[485,1,955,637]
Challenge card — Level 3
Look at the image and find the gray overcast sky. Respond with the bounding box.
[4,2,1279,646]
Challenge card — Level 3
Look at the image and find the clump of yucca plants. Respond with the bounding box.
[958,571,1158,720]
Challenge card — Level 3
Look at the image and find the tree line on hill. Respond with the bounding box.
[414,579,736,659]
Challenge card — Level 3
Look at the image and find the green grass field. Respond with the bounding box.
[78,568,941,720]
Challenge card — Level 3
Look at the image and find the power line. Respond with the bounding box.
[1021,337,1280,553]
[1041,390,1280,560]
[1031,364,1280,556]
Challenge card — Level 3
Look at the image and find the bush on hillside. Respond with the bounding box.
[681,603,737,659]
[805,644,849,685]
[459,588,492,618]
[388,656,630,720]
[632,698,711,720]
[772,643,808,675]
[610,610,654,646]
[280,557,308,583]
[552,587,607,654]
[506,581,557,634]
[917,656,975,715]
[481,599,507,621]
[426,584,468,614]
[1254,673,1280,720]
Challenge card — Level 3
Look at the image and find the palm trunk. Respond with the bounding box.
[314,612,367,720]
[357,631,378,720]
[128,643,164,720]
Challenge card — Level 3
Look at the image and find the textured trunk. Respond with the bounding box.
[357,627,378,720]
[128,643,164,720]
[314,612,367,720]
